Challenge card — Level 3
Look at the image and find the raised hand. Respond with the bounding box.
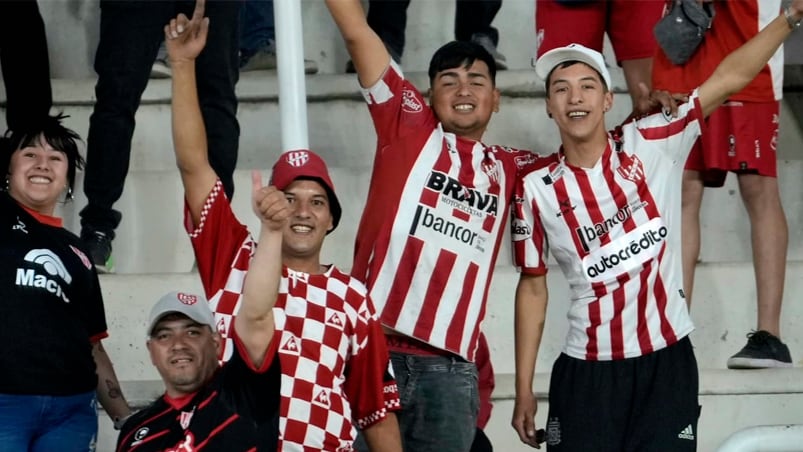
[164,0,209,64]
[251,171,293,232]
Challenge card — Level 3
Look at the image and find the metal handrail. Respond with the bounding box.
[717,425,803,451]
[274,0,309,152]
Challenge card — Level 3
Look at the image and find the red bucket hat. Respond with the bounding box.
[270,150,341,232]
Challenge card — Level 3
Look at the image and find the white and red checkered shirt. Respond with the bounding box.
[354,61,538,361]
[185,182,400,451]
[512,91,704,361]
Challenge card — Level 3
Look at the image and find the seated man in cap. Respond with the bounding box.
[163,3,402,451]
[116,290,282,451]
[511,2,803,450]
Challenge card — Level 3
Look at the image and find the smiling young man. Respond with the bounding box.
[325,1,537,450]
[511,2,802,449]
[163,3,401,451]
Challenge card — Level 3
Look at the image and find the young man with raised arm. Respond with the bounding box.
[161,2,402,450]
[511,2,802,450]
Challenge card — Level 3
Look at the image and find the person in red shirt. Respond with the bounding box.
[653,0,793,369]
[162,2,402,450]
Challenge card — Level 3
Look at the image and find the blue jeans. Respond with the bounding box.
[391,352,479,452]
[0,391,98,452]
[240,0,274,57]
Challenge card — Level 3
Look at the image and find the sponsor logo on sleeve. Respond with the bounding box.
[511,218,532,242]
[402,89,423,113]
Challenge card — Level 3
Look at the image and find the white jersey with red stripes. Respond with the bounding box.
[512,91,705,361]
[185,181,400,451]
[353,61,537,361]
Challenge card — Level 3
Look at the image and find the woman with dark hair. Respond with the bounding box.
[0,114,131,450]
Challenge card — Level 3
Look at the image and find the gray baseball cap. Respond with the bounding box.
[147,291,216,336]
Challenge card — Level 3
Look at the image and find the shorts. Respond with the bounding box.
[535,0,665,62]
[545,337,700,452]
[685,100,779,187]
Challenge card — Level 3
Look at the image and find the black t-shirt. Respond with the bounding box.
[117,338,281,452]
[0,193,107,395]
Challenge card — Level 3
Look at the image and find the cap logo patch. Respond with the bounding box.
[176,293,198,305]
[286,150,310,168]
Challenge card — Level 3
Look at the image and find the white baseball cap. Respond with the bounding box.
[534,43,612,90]
[146,291,216,336]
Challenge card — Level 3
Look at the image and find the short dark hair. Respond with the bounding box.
[1,113,85,193]
[428,41,497,85]
[545,60,609,97]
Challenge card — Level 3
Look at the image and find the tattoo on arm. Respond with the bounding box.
[105,379,122,399]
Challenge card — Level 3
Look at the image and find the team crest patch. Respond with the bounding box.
[177,292,198,305]
[401,89,423,113]
[70,245,92,270]
[180,409,195,430]
[285,150,310,167]
[546,417,562,446]
[617,154,644,183]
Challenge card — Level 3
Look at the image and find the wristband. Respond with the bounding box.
[114,413,134,430]
[785,7,802,30]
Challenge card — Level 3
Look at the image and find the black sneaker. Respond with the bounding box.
[81,230,115,274]
[727,330,793,369]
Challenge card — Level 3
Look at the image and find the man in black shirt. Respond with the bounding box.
[116,287,282,452]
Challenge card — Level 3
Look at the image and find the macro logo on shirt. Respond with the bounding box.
[581,218,667,283]
[15,249,72,303]
[511,218,532,241]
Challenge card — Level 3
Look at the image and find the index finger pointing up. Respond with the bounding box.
[192,0,206,23]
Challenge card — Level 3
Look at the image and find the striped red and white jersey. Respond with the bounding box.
[185,181,400,451]
[512,91,706,361]
[653,0,783,102]
[354,61,538,361]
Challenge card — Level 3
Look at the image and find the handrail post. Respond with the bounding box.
[274,0,310,152]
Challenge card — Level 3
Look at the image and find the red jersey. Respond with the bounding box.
[512,92,705,361]
[653,0,783,101]
[185,181,400,451]
[353,62,538,361]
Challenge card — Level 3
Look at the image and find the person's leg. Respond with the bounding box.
[392,352,478,452]
[737,173,787,337]
[240,0,274,60]
[545,354,626,452]
[680,169,704,308]
[0,393,42,450]
[32,392,98,452]
[190,0,241,199]
[0,0,52,131]
[608,0,664,108]
[454,0,501,44]
[80,0,170,270]
[365,0,410,61]
[624,338,699,452]
[455,0,506,69]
